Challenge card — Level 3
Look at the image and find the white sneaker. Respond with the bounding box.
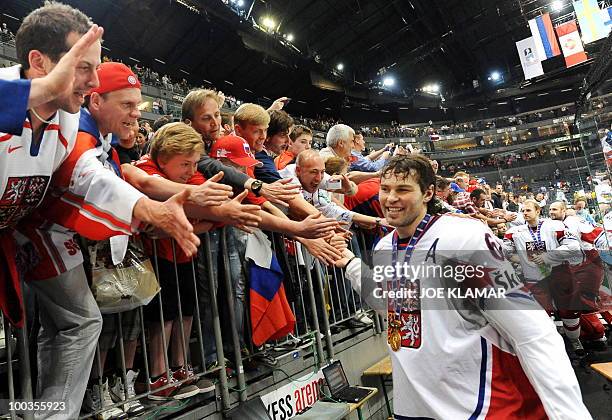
[83,379,128,420]
[110,370,146,416]
[355,311,374,325]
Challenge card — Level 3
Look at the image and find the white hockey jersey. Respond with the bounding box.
[503,219,582,282]
[0,66,80,229]
[20,108,144,281]
[347,214,590,419]
[562,215,605,253]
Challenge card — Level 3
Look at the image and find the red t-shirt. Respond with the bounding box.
[135,155,207,263]
[344,178,383,218]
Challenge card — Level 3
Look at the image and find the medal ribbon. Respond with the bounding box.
[390,214,432,319]
[527,219,543,249]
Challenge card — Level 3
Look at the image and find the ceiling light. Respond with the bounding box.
[262,17,276,30]
[431,83,439,92]
[551,0,563,12]
[236,0,244,6]
[336,63,344,71]
[286,33,294,42]
[383,76,395,87]
[490,71,500,81]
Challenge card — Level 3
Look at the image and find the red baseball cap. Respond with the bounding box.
[89,62,141,95]
[210,135,262,168]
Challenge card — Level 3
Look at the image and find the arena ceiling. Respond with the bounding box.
[2,0,609,119]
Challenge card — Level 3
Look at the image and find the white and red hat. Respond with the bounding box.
[89,62,141,95]
[210,135,262,168]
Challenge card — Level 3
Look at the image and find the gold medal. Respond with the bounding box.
[388,318,402,351]
[389,329,402,351]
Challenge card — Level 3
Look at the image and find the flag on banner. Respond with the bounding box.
[603,6,612,34]
[529,14,561,60]
[516,37,544,79]
[555,20,588,67]
[249,256,295,346]
[573,0,608,43]
[246,230,295,347]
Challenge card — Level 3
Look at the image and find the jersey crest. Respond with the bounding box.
[0,175,49,229]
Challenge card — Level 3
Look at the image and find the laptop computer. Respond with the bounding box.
[322,360,372,403]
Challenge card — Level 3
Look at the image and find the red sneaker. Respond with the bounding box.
[147,374,177,401]
[171,365,196,386]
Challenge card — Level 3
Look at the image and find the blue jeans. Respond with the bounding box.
[198,228,247,364]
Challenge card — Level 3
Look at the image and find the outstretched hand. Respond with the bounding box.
[260,179,300,207]
[221,189,262,232]
[136,190,200,257]
[295,212,339,239]
[189,171,233,207]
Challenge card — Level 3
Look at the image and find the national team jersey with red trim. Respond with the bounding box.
[135,154,204,263]
[0,65,83,324]
[0,66,80,230]
[562,215,604,252]
[374,215,590,419]
[20,108,145,281]
[503,219,583,282]
[343,178,383,218]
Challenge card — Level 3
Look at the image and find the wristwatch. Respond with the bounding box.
[251,179,264,197]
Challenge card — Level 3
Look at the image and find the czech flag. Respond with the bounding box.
[529,14,561,61]
[249,254,295,346]
[555,21,588,67]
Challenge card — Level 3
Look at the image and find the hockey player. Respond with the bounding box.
[503,200,586,354]
[340,155,590,419]
[549,201,608,350]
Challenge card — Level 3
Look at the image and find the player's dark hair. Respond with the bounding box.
[290,125,312,141]
[267,110,294,138]
[16,2,93,70]
[435,176,450,190]
[470,188,485,200]
[381,155,437,214]
[153,115,173,132]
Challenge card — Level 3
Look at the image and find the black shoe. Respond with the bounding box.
[583,338,607,351]
[254,351,278,368]
[345,318,369,329]
[240,348,260,371]
[330,325,343,334]
[568,338,586,357]
[205,359,234,378]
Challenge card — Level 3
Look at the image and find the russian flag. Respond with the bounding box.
[529,14,561,60]
[555,20,588,67]
[249,254,295,347]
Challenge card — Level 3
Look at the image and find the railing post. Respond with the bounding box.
[202,232,231,411]
[311,260,335,362]
[220,227,247,403]
[301,250,326,367]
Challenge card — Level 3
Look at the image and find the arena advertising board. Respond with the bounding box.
[260,369,325,420]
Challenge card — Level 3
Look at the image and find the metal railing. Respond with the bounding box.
[0,226,380,419]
